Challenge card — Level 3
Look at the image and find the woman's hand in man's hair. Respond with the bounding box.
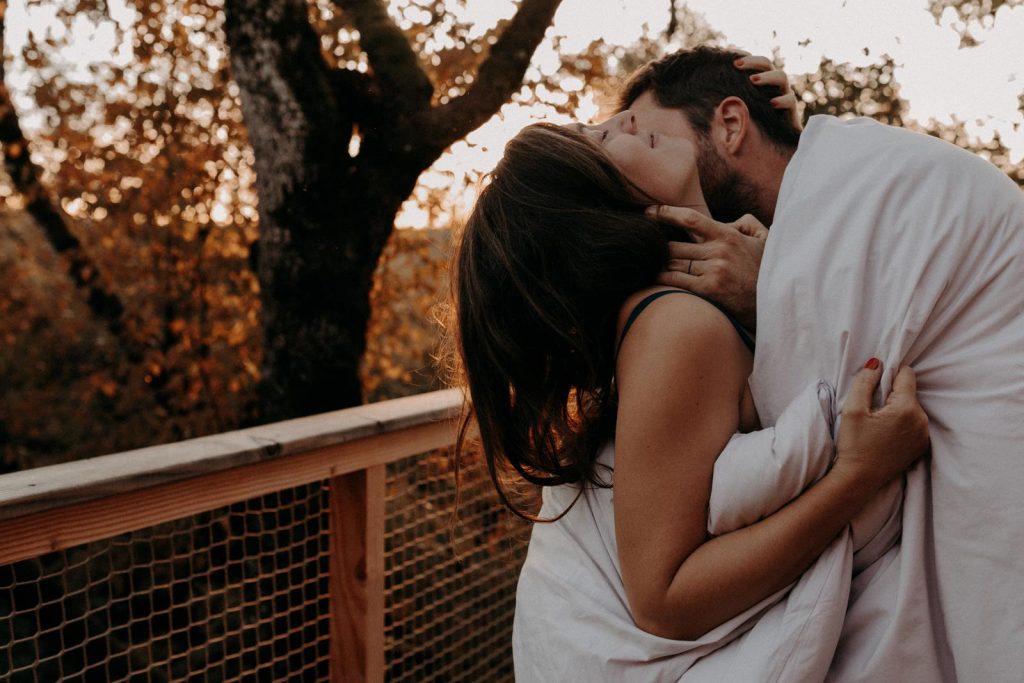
[734,54,804,131]
[647,206,766,332]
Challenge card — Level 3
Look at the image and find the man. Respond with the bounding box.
[627,47,1024,681]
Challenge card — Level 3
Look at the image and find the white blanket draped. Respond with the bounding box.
[514,381,898,682]
[513,115,1024,683]
[749,115,1024,682]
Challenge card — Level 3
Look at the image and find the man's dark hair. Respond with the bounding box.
[620,46,801,151]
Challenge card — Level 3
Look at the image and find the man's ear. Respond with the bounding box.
[713,96,750,156]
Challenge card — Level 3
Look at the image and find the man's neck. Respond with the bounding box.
[746,145,795,226]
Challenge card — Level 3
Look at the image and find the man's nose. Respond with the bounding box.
[603,111,638,139]
[613,111,638,135]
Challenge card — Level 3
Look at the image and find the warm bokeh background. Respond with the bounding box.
[1,0,1021,470]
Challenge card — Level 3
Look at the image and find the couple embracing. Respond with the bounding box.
[452,46,1024,682]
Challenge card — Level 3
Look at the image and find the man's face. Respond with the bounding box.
[630,91,702,144]
[631,91,760,223]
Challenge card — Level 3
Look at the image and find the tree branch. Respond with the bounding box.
[329,68,379,143]
[417,0,563,151]
[0,7,133,352]
[333,0,433,114]
[330,69,377,108]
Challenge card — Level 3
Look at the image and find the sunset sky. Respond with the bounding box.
[401,0,1024,227]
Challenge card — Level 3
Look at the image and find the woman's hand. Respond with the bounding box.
[833,360,930,492]
[735,54,804,130]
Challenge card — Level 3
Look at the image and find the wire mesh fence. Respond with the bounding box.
[0,482,333,682]
[0,445,531,682]
[383,451,531,683]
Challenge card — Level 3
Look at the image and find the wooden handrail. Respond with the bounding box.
[0,387,497,683]
[0,388,464,566]
[0,388,463,520]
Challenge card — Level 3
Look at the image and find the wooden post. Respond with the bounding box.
[330,465,386,682]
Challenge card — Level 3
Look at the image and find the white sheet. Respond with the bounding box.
[749,115,1024,682]
[514,381,898,682]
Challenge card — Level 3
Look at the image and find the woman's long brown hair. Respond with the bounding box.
[450,123,680,520]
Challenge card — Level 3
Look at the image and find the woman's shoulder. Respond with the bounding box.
[616,286,743,354]
[614,286,752,418]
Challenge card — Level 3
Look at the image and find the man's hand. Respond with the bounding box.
[646,206,767,331]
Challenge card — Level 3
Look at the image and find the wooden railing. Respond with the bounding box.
[0,389,525,682]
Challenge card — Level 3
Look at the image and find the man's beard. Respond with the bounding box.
[695,134,765,225]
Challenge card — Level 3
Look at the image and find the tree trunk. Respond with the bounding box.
[224,0,397,421]
[224,0,562,422]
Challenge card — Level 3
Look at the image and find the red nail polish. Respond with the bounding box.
[864,358,880,370]
[750,74,761,83]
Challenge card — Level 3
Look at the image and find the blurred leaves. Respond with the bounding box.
[795,56,906,127]
[0,0,1021,471]
[928,0,1024,24]
[360,227,450,403]
[2,0,260,467]
[1,0,578,466]
[793,55,1022,187]
[927,0,1024,46]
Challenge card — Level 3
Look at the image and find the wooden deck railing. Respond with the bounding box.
[0,389,526,682]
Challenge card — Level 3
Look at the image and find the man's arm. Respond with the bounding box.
[647,205,766,331]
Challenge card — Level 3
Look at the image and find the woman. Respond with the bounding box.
[451,73,929,680]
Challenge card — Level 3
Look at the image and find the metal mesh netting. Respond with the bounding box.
[383,451,531,683]
[0,482,333,682]
[0,448,532,681]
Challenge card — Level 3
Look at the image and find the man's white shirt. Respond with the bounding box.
[752,115,1024,682]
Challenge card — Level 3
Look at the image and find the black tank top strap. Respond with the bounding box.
[615,289,755,358]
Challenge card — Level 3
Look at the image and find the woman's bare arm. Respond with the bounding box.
[614,288,926,640]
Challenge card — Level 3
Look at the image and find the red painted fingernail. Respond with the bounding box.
[750,74,761,83]
[864,358,880,370]
[734,58,745,67]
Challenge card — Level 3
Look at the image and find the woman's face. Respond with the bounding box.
[571,110,704,207]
